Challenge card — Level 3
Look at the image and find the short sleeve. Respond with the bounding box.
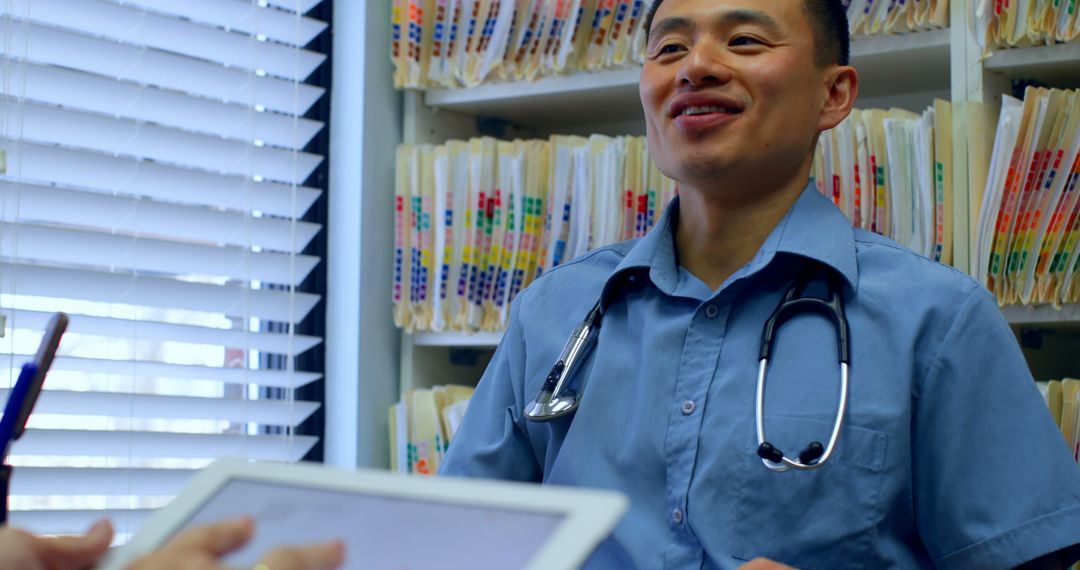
[439,299,542,482]
[913,286,1080,569]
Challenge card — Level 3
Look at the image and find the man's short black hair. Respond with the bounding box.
[643,0,851,67]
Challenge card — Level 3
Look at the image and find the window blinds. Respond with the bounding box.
[0,0,327,537]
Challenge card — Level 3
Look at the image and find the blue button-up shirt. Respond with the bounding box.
[440,182,1080,569]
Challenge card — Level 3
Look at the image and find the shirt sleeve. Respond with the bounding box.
[914,285,1080,570]
[439,298,543,482]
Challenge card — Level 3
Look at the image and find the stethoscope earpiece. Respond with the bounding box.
[798,442,826,465]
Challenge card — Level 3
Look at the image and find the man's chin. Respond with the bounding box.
[676,155,739,183]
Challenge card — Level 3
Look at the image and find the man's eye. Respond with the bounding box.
[657,43,684,54]
[730,36,763,46]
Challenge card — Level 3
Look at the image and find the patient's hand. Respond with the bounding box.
[0,517,343,570]
[126,517,344,570]
[0,519,112,570]
[738,558,797,570]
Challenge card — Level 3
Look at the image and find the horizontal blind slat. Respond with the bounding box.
[1,181,321,254]
[0,263,321,323]
[7,101,323,185]
[1,224,320,286]
[2,62,323,150]
[10,0,326,81]
[1,141,321,218]
[8,509,154,537]
[265,0,322,15]
[0,355,322,389]
[0,390,320,426]
[5,309,321,356]
[10,467,194,496]
[0,23,323,115]
[117,0,327,47]
[11,430,317,461]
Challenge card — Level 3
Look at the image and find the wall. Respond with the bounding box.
[325,0,403,469]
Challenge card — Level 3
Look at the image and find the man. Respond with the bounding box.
[0,518,343,570]
[440,1,1080,568]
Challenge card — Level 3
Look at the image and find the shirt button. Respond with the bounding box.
[672,508,684,524]
[681,400,696,415]
[704,304,720,319]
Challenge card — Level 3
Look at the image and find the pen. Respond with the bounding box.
[1,362,40,525]
[0,362,39,461]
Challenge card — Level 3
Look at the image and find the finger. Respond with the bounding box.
[738,558,794,570]
[165,516,254,557]
[0,527,46,570]
[37,519,114,569]
[257,541,345,570]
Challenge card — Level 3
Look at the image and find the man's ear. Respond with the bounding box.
[818,65,859,132]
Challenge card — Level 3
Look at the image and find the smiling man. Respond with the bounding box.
[440,1,1080,568]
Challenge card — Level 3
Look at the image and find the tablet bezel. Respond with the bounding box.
[99,458,627,570]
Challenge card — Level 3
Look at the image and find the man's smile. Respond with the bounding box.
[669,92,746,132]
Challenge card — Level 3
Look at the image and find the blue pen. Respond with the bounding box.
[0,312,69,525]
[1,362,41,525]
[0,363,40,462]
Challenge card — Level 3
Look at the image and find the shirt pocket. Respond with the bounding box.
[728,416,889,570]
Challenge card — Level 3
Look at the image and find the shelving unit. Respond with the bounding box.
[1002,304,1080,326]
[398,4,1080,395]
[984,43,1080,87]
[425,67,642,126]
[412,331,505,348]
[402,308,1079,353]
[422,29,952,129]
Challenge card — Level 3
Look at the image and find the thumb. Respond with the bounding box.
[39,519,113,569]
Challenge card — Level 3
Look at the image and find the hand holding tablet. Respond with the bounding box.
[123,517,344,570]
[100,458,628,570]
[0,517,343,570]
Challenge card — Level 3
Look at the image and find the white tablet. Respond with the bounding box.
[99,458,628,570]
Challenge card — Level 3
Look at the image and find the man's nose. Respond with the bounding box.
[675,41,735,87]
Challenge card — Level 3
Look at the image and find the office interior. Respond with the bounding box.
[0,0,1077,558]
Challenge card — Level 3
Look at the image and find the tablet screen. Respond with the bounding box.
[180,479,565,569]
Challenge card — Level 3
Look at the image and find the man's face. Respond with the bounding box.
[640,0,832,191]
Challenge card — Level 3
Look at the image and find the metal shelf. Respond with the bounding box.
[1002,304,1080,326]
[422,29,952,128]
[425,66,643,129]
[410,330,503,348]
[406,303,1080,348]
[984,43,1080,88]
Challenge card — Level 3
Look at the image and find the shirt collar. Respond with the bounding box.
[600,181,858,311]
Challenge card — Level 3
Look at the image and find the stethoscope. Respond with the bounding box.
[524,264,851,473]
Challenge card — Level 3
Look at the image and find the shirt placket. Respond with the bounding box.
[664,298,730,569]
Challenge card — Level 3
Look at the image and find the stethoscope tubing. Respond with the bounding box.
[525,263,852,473]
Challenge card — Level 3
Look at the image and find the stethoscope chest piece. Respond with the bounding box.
[524,386,580,421]
[524,303,602,422]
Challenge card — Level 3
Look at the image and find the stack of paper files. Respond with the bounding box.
[969,0,1080,51]
[392,0,652,89]
[391,0,945,89]
[1042,379,1080,464]
[812,101,955,265]
[390,384,477,475]
[972,87,1080,307]
[844,0,950,36]
[393,135,677,333]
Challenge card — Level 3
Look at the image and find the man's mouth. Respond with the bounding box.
[679,105,740,117]
[668,95,746,122]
